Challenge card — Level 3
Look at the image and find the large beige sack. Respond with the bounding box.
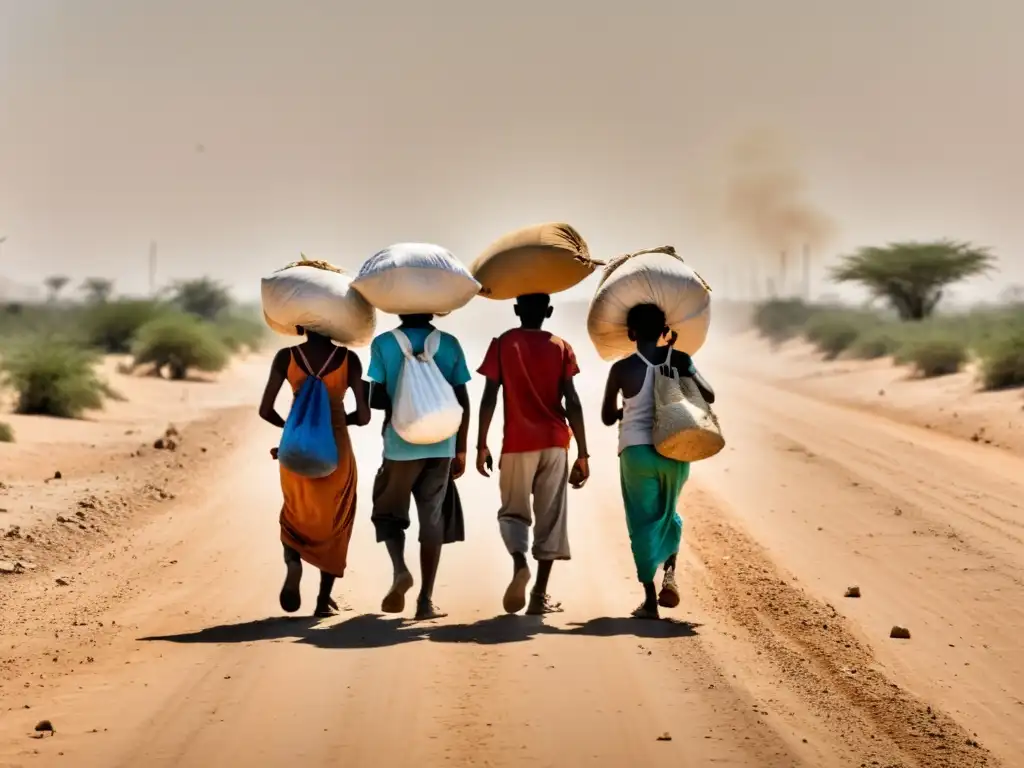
[587,246,711,361]
[261,258,376,347]
[471,222,602,300]
[352,243,480,315]
[652,366,725,462]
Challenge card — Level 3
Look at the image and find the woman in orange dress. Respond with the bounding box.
[259,329,370,617]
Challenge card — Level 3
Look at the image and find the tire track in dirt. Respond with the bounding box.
[686,488,996,768]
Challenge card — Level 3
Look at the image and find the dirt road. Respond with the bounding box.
[1,337,1020,767]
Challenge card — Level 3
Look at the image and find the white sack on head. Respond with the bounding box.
[261,259,376,347]
[471,222,600,300]
[352,243,480,316]
[586,246,711,361]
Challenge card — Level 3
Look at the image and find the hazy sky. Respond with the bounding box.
[1,0,1022,303]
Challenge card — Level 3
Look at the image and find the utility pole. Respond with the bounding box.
[802,243,811,301]
[148,241,158,296]
[778,249,788,298]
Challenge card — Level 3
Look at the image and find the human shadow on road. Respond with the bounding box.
[141,614,699,649]
[140,616,319,645]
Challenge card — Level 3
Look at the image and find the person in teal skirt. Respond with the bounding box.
[601,304,715,619]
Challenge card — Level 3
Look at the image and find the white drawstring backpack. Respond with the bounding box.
[389,330,464,445]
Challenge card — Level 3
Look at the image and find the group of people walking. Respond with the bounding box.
[258,293,714,621]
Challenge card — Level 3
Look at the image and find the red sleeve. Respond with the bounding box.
[563,341,580,379]
[478,338,501,382]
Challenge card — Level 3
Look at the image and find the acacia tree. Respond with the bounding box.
[44,275,71,303]
[81,277,115,304]
[830,240,995,321]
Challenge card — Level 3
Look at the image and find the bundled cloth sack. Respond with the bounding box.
[352,243,480,315]
[389,329,464,444]
[261,257,376,346]
[277,360,340,478]
[587,245,711,361]
[470,222,602,300]
[652,364,725,462]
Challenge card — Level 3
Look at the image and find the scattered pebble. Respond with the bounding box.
[53,471,62,480]
[844,586,861,598]
[657,732,672,742]
[55,577,70,587]
[34,720,54,733]
[890,626,911,640]
[0,559,18,574]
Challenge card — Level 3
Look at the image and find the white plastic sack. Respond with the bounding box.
[587,246,711,361]
[389,330,464,445]
[261,262,376,347]
[352,243,480,316]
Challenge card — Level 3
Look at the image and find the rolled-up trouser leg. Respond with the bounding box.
[497,451,538,556]
[530,448,570,561]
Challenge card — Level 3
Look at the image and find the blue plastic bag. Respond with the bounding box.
[278,375,338,478]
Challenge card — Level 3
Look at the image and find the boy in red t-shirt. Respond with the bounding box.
[476,293,590,615]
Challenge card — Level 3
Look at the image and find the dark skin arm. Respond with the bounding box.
[452,384,470,479]
[562,377,590,488]
[601,361,625,426]
[670,350,716,404]
[345,354,372,426]
[475,378,500,477]
[259,348,291,429]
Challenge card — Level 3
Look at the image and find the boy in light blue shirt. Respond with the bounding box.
[368,313,472,620]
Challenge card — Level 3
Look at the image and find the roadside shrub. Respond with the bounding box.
[0,341,107,418]
[216,313,267,353]
[802,312,868,360]
[0,421,13,443]
[847,325,903,360]
[901,337,968,378]
[977,325,1024,390]
[131,313,230,380]
[83,299,167,354]
[752,299,815,345]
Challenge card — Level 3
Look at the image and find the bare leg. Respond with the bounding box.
[503,552,531,614]
[280,544,303,614]
[315,572,338,617]
[526,560,563,615]
[632,581,660,620]
[381,535,414,614]
[415,542,447,620]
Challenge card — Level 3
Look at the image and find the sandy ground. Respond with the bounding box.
[1,313,1022,767]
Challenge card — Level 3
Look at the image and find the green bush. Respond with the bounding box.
[847,325,903,360]
[901,337,968,378]
[0,421,13,443]
[802,312,870,360]
[752,299,816,345]
[131,313,230,380]
[0,341,107,418]
[215,313,267,353]
[977,325,1024,390]
[83,299,167,353]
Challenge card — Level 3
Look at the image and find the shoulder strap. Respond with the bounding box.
[391,329,414,359]
[422,330,441,362]
[293,345,338,380]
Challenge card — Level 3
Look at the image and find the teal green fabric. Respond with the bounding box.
[367,327,471,461]
[618,445,689,583]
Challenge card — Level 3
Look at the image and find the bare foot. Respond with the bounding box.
[414,600,448,621]
[381,571,414,614]
[631,603,660,620]
[314,597,339,618]
[526,593,564,616]
[503,566,531,614]
[658,569,680,609]
[279,560,302,614]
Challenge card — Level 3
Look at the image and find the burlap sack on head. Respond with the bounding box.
[586,245,711,361]
[352,243,480,316]
[471,222,603,300]
[261,257,376,346]
[653,365,725,462]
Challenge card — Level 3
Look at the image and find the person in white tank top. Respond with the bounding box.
[601,304,716,619]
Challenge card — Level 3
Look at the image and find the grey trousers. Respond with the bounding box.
[497,448,571,561]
